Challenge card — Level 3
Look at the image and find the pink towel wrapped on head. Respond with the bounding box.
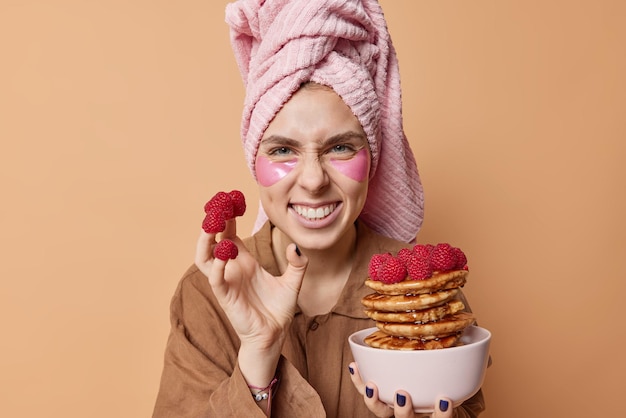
[225,0,424,243]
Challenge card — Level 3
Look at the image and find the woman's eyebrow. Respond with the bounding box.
[324,131,367,146]
[259,135,300,148]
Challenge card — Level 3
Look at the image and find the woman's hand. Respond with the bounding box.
[195,217,308,386]
[348,362,454,418]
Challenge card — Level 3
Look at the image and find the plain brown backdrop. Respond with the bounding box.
[1,1,624,417]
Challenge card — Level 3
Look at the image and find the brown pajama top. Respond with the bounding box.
[153,222,485,417]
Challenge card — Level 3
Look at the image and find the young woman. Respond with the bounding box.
[153,1,485,417]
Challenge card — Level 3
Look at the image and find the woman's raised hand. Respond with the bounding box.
[195,219,308,349]
[194,191,308,352]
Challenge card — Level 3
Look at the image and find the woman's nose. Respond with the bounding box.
[296,154,329,194]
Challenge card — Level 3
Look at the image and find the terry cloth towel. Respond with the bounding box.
[225,0,424,243]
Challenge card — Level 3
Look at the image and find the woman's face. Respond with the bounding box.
[255,86,371,251]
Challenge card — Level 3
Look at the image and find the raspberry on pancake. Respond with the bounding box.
[365,269,468,296]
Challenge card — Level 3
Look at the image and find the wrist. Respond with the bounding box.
[249,376,279,400]
[249,375,280,416]
[238,343,281,389]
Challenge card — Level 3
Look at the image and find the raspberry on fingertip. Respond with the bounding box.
[202,209,226,234]
[229,190,246,217]
[214,239,238,260]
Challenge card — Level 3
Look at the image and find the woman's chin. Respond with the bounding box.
[287,223,355,253]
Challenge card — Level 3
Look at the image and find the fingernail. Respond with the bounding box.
[396,393,406,407]
[439,399,449,412]
[365,386,373,398]
[295,244,301,256]
[348,365,354,375]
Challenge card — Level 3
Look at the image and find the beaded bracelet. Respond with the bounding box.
[249,376,279,413]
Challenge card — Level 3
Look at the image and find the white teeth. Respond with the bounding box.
[293,204,337,220]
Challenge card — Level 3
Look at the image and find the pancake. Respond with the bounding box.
[364,330,462,350]
[361,289,459,312]
[365,269,468,296]
[376,312,475,339]
[364,299,465,324]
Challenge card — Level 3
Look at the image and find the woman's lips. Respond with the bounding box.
[292,203,337,220]
[290,202,342,228]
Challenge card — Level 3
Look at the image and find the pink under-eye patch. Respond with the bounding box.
[329,149,369,182]
[255,156,297,187]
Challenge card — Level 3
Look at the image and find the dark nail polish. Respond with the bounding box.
[365,386,373,398]
[295,244,301,256]
[439,399,449,412]
[396,393,406,407]
[348,365,354,375]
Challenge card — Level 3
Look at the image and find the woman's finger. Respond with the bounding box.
[431,397,453,418]
[195,230,229,298]
[348,362,365,395]
[281,243,308,290]
[207,255,229,297]
[195,230,216,266]
[349,362,392,417]
[221,217,238,240]
[392,390,416,418]
[362,381,394,418]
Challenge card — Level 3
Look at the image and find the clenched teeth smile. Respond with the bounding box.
[292,204,337,220]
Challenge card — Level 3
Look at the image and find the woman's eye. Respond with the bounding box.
[329,144,356,154]
[269,146,293,156]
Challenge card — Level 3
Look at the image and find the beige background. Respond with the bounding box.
[1,1,624,417]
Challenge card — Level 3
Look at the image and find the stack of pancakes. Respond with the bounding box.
[362,270,475,350]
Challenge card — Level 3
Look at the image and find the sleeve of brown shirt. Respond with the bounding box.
[151,265,326,418]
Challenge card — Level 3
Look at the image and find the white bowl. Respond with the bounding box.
[349,325,491,413]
